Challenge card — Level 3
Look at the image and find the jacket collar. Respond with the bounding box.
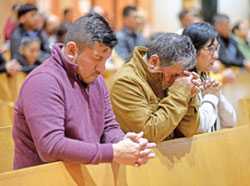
[51,43,78,80]
[131,47,164,98]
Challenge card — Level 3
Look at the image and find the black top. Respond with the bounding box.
[218,34,245,67]
[0,53,7,73]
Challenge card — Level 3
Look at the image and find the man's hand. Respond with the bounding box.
[113,132,156,167]
[6,59,22,76]
[243,59,250,71]
[221,68,235,84]
[175,71,201,97]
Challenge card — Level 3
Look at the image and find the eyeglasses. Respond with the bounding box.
[204,44,220,55]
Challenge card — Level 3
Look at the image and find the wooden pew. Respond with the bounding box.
[0,72,27,102]
[0,126,14,173]
[222,70,250,125]
[0,73,12,101]
[8,72,27,102]
[1,125,250,186]
[0,101,14,126]
[238,97,250,125]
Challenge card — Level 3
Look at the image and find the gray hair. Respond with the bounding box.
[213,14,229,25]
[147,33,196,70]
[20,36,40,47]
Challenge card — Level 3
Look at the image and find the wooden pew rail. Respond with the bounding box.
[0,125,250,186]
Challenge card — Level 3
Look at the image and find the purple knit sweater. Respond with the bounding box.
[13,43,125,169]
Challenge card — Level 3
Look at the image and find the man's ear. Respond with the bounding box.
[149,54,161,71]
[65,41,78,61]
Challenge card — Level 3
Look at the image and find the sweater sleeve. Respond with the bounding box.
[20,73,114,164]
[197,94,218,133]
[100,77,125,143]
[218,93,236,128]
[109,78,197,143]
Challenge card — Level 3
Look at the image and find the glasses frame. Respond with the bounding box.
[204,44,220,55]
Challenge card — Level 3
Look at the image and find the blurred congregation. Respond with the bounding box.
[0,0,250,185]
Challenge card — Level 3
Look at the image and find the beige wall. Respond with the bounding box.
[0,0,25,45]
[218,0,249,25]
[153,0,183,33]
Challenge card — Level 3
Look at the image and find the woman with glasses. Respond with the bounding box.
[183,22,236,133]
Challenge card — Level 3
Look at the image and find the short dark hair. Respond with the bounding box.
[65,13,117,49]
[232,21,241,34]
[18,3,37,18]
[147,33,196,70]
[123,6,137,17]
[178,10,189,21]
[63,9,72,17]
[182,22,218,53]
[57,22,71,43]
[213,14,229,25]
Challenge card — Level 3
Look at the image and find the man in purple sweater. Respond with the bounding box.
[13,13,156,170]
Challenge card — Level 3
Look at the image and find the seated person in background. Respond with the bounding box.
[13,13,155,170]
[183,22,236,133]
[0,52,21,76]
[61,8,74,25]
[213,14,250,70]
[44,14,60,49]
[232,20,250,60]
[56,22,71,43]
[10,3,51,63]
[1,4,20,54]
[115,6,148,62]
[176,10,195,35]
[14,37,41,73]
[108,33,201,143]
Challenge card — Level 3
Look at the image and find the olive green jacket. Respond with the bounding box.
[232,34,250,60]
[108,47,200,143]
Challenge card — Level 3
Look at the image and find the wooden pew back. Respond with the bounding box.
[0,101,14,126]
[222,71,250,125]
[238,98,250,125]
[0,125,250,186]
[0,126,14,173]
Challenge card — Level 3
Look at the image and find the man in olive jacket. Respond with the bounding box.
[108,33,201,143]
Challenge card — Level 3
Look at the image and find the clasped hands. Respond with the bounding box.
[112,131,156,167]
[175,71,202,97]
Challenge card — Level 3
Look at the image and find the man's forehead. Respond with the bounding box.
[92,41,111,55]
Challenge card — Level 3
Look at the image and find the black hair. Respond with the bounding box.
[183,22,218,52]
[232,22,241,34]
[57,22,71,43]
[20,36,40,47]
[123,6,137,17]
[65,13,117,49]
[182,22,218,80]
[18,3,37,18]
[63,9,72,17]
